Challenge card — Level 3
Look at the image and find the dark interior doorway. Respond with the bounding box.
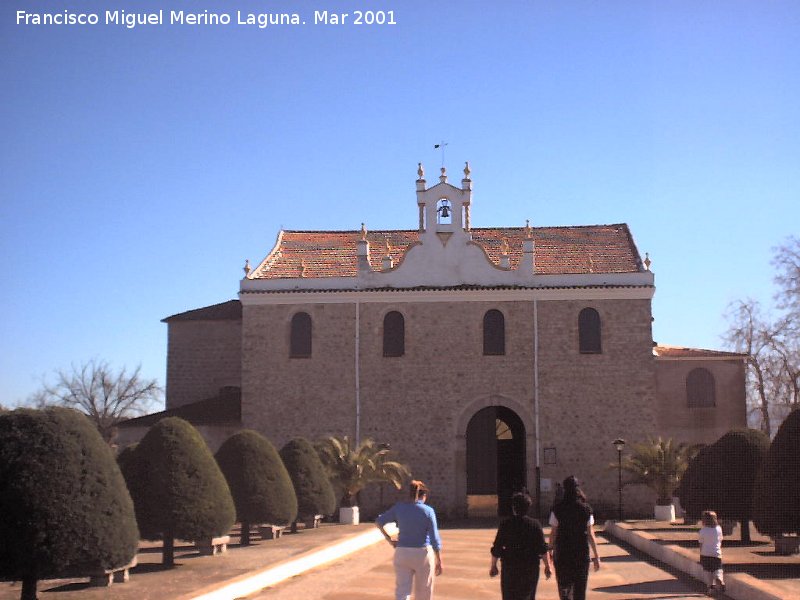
[466,406,526,516]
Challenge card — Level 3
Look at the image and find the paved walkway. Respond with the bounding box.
[248,527,721,599]
[0,525,376,600]
[606,521,798,600]
[7,522,791,599]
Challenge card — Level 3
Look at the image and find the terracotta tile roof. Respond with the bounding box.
[251,224,643,279]
[162,300,241,323]
[118,387,241,428]
[653,345,748,359]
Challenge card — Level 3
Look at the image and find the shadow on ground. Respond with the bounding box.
[594,578,705,595]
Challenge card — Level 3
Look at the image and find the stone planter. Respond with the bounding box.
[259,524,285,540]
[89,557,137,587]
[339,506,359,525]
[774,535,800,556]
[195,535,230,556]
[654,504,676,522]
[305,514,324,529]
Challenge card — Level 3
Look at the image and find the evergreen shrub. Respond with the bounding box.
[677,428,769,541]
[215,430,297,544]
[0,408,139,600]
[753,410,800,536]
[123,417,235,564]
[280,437,336,521]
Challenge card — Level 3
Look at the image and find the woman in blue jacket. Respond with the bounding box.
[376,480,443,600]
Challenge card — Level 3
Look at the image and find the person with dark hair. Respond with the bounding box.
[376,480,443,600]
[490,492,552,599]
[548,476,601,600]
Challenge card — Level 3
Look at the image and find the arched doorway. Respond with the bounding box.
[466,406,526,516]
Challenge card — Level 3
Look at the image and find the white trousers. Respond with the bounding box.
[393,546,435,600]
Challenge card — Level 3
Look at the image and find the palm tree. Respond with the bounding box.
[316,436,410,507]
[616,437,700,505]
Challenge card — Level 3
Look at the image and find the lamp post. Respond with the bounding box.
[378,443,390,509]
[613,438,626,522]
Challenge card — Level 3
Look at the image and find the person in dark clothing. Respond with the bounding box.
[490,492,552,600]
[548,476,600,600]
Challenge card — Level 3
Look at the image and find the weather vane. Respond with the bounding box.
[434,141,448,168]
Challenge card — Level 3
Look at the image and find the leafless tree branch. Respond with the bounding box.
[31,359,162,444]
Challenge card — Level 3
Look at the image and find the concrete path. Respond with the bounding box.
[248,527,724,599]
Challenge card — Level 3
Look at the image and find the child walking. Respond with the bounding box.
[698,510,725,596]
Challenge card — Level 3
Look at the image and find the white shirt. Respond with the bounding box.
[698,525,723,558]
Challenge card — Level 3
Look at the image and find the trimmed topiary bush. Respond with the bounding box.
[122,417,235,565]
[677,444,713,521]
[280,437,336,525]
[677,428,769,542]
[215,430,297,545]
[0,407,139,600]
[753,409,800,537]
[116,442,138,473]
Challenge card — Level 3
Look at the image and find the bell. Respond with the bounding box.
[439,205,450,218]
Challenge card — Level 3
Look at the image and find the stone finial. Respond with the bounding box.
[439,167,447,183]
[500,238,510,255]
[644,252,651,271]
[463,161,471,180]
[384,237,392,256]
[524,219,533,239]
[299,260,307,277]
[417,162,425,180]
[243,259,251,276]
[360,222,367,241]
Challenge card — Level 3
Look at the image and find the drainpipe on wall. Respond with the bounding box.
[533,298,542,516]
[355,300,361,445]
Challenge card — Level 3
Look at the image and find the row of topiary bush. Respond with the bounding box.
[676,409,800,545]
[0,409,337,600]
[120,418,338,562]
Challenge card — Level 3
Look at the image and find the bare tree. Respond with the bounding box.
[724,236,800,436]
[772,236,800,322]
[32,360,161,443]
[724,300,776,435]
[772,236,800,417]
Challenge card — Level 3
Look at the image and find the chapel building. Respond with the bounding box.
[125,163,747,518]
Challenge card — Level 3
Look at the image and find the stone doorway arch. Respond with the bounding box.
[455,394,535,517]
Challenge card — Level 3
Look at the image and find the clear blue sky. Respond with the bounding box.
[2,0,798,407]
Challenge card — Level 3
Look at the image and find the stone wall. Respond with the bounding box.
[242,295,662,518]
[655,358,748,446]
[165,319,242,409]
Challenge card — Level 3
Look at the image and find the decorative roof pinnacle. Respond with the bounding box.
[644,252,652,271]
[500,238,510,255]
[524,219,533,239]
[299,259,307,277]
[243,259,251,276]
[417,162,425,180]
[384,237,392,256]
[360,222,367,241]
[463,161,471,180]
[439,167,447,183]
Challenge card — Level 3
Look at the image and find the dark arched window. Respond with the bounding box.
[578,307,602,353]
[687,368,716,407]
[483,309,505,355]
[383,311,405,357]
[290,312,312,358]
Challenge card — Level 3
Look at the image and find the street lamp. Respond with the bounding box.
[612,438,626,521]
[378,443,390,509]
